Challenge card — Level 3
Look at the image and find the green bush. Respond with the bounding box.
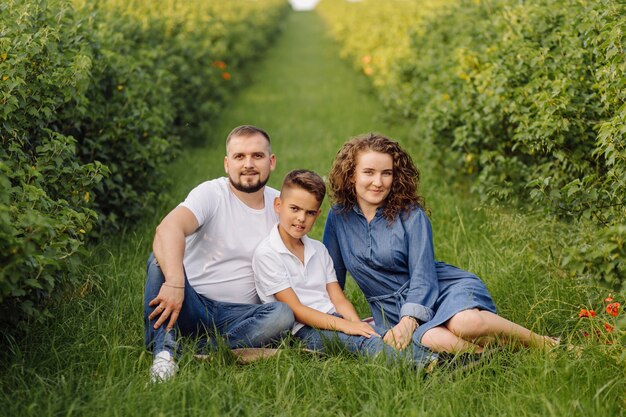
[319,0,626,291]
[410,0,625,224]
[0,138,107,324]
[0,1,107,325]
[70,0,288,225]
[0,0,289,326]
[409,0,626,290]
[70,5,178,226]
[564,224,626,291]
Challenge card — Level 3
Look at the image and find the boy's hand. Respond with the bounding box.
[342,321,380,338]
[383,316,417,350]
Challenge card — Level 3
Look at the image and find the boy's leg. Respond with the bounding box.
[356,324,436,366]
[295,325,436,368]
[214,301,294,348]
[293,326,331,351]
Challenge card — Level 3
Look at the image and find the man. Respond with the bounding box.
[144,125,294,382]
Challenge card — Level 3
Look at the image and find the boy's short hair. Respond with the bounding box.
[281,169,326,203]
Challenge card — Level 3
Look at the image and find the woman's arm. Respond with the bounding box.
[383,209,439,350]
[383,316,418,350]
[274,288,379,338]
[399,208,439,323]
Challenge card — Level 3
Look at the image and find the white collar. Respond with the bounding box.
[267,223,317,266]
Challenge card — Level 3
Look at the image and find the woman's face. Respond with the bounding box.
[353,150,393,212]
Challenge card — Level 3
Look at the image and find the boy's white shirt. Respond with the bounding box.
[179,177,279,304]
[252,223,338,334]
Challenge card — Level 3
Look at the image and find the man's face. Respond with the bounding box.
[224,133,276,193]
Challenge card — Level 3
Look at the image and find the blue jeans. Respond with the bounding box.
[294,320,436,368]
[144,254,294,357]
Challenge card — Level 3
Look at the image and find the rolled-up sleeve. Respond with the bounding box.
[400,209,438,323]
[322,209,347,289]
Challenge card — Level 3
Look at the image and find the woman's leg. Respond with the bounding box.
[446,309,557,349]
[420,325,484,353]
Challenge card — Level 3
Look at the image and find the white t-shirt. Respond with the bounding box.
[179,177,279,304]
[252,224,338,333]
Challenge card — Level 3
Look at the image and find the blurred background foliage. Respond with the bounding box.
[0,0,289,326]
[318,0,626,294]
[2,0,624,331]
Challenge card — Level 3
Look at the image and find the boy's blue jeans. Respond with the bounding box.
[295,320,437,368]
[144,254,294,357]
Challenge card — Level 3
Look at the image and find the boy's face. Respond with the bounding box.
[274,187,321,241]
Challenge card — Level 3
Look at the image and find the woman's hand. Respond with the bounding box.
[341,321,381,338]
[149,283,185,332]
[383,316,418,350]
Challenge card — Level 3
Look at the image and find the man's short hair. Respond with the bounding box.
[281,169,326,204]
[225,125,271,149]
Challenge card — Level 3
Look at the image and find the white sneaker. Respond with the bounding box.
[150,351,178,383]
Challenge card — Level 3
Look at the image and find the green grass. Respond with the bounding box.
[1,11,624,417]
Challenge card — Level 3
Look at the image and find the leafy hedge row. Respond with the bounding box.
[0,0,289,326]
[318,0,626,291]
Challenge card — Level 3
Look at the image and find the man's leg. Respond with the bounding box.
[214,301,294,348]
[144,253,219,382]
[144,253,179,357]
[144,253,219,354]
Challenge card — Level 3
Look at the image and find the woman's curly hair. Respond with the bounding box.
[328,133,425,221]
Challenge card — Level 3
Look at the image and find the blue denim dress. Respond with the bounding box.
[323,205,497,343]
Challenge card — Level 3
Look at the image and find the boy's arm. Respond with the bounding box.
[326,282,360,322]
[274,288,379,338]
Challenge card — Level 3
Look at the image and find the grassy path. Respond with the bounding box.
[1,11,623,417]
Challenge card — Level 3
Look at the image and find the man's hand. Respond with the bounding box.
[150,206,197,332]
[148,284,184,332]
[383,316,418,350]
[341,321,381,338]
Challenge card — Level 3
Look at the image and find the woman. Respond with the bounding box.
[323,133,558,353]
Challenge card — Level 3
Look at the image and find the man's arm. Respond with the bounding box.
[153,206,199,286]
[148,206,199,332]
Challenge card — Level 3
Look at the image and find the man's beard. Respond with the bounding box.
[228,171,269,193]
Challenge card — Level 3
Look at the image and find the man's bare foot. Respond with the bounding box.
[230,348,281,364]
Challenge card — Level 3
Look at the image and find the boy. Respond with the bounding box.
[252,169,435,365]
